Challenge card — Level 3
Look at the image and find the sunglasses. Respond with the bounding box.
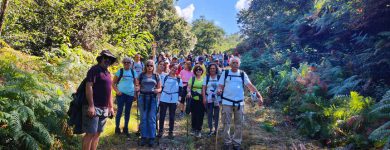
[147,65,154,67]
[123,62,131,64]
[195,69,203,72]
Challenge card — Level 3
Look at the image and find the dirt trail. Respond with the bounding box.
[98,99,322,150]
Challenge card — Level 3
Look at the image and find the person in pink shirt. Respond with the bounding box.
[178,61,194,117]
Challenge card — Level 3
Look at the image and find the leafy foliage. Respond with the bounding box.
[191,16,225,55]
[369,90,390,149]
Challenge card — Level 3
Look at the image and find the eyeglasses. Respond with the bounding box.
[147,65,154,67]
[195,69,203,72]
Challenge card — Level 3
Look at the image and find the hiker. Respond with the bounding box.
[135,60,161,147]
[170,56,182,76]
[82,50,116,150]
[186,65,205,138]
[112,57,137,135]
[194,56,207,77]
[202,63,221,137]
[132,53,144,76]
[217,56,263,150]
[157,64,183,139]
[179,61,194,117]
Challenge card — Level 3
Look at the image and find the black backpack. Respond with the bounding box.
[67,79,87,134]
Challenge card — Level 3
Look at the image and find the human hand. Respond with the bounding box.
[88,106,95,118]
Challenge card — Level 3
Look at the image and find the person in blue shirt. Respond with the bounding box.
[112,57,137,135]
[157,64,183,139]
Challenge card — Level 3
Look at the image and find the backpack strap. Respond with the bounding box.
[161,75,169,93]
[240,70,245,89]
[131,69,135,79]
[117,68,124,84]
[190,76,195,92]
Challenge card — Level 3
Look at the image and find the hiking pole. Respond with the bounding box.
[215,105,221,150]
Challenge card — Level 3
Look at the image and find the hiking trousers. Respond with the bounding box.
[115,94,134,132]
[159,102,177,133]
[222,104,243,146]
[191,99,205,132]
[207,103,220,132]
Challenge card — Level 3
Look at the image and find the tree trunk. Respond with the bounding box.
[0,0,9,36]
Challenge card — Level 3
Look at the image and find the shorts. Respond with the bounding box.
[82,105,108,134]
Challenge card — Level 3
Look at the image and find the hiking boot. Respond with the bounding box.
[115,128,121,134]
[233,145,241,150]
[168,132,174,139]
[148,138,155,147]
[140,138,147,146]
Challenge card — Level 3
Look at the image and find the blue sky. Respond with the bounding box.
[174,0,251,35]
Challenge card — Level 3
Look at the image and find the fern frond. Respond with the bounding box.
[19,133,39,150]
[16,106,35,123]
[369,121,390,140]
[28,122,53,148]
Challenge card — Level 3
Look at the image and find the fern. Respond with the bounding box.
[328,75,362,96]
[369,90,390,149]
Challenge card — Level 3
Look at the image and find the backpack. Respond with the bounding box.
[161,75,181,94]
[117,68,135,83]
[67,79,87,134]
[221,70,245,110]
[139,72,159,86]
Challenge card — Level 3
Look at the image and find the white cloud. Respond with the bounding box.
[235,0,251,11]
[175,4,195,22]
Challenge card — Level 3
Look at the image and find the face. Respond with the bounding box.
[230,60,240,70]
[195,67,203,75]
[209,65,217,75]
[170,66,178,74]
[146,63,154,72]
[123,60,131,69]
[185,63,191,70]
[158,62,165,70]
[172,58,178,63]
[135,54,140,61]
[101,56,112,68]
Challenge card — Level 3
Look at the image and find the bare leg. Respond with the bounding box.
[82,133,94,150]
[90,133,101,150]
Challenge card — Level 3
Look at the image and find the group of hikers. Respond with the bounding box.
[80,49,263,150]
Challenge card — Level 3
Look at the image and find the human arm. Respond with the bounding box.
[112,75,122,96]
[85,82,95,117]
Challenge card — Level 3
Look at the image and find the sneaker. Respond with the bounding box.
[140,138,147,146]
[148,138,155,147]
[195,131,201,138]
[168,132,174,139]
[115,128,121,134]
[190,130,196,136]
[207,131,215,137]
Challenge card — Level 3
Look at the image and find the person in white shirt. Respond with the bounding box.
[157,64,183,139]
[217,56,263,150]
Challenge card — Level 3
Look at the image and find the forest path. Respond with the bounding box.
[97,98,322,150]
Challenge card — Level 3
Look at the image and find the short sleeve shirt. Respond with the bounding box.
[132,61,144,76]
[85,65,112,107]
[218,70,251,106]
[188,77,204,101]
[203,75,220,103]
[180,70,194,86]
[160,76,183,103]
[139,73,160,93]
[115,69,137,96]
